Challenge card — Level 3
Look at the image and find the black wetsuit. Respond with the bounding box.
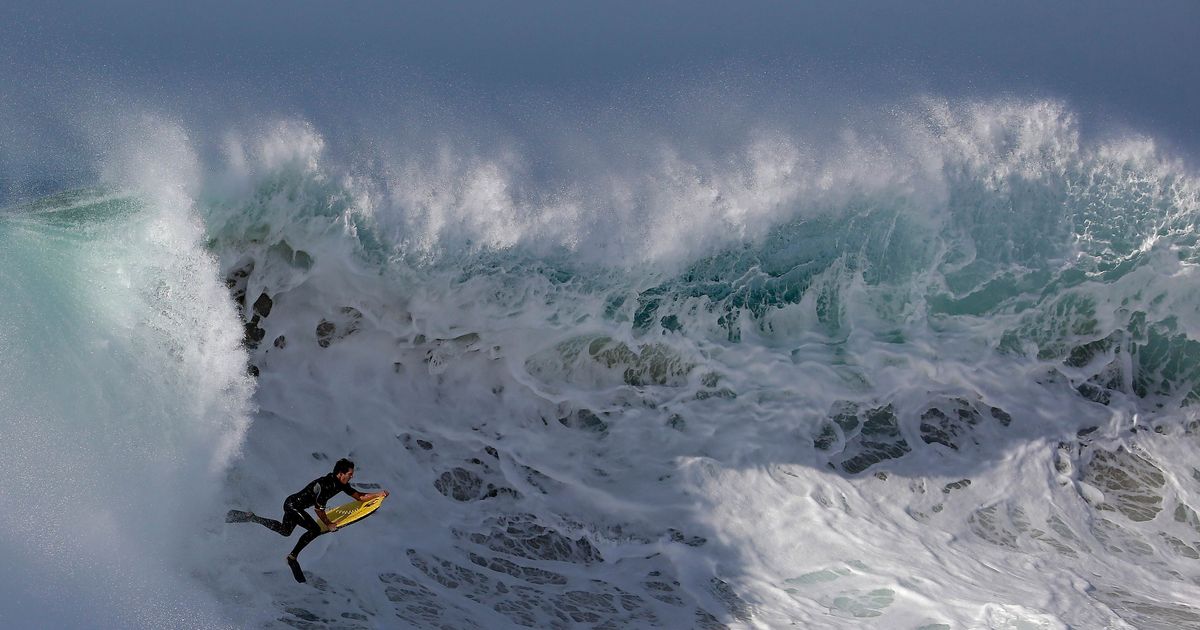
[253,473,358,557]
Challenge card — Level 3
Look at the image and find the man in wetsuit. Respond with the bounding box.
[229,458,389,582]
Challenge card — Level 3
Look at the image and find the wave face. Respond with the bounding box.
[5,100,1200,628]
[0,128,255,626]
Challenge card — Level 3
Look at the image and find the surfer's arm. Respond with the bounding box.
[315,506,337,530]
[350,489,389,501]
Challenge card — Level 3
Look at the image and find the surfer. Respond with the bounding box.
[227,458,389,582]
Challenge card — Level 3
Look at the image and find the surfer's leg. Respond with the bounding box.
[279,507,309,536]
[249,512,291,535]
[246,504,297,536]
[288,510,324,558]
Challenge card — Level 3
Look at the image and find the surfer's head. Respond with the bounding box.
[334,458,355,483]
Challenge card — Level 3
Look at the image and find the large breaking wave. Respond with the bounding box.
[3,99,1200,628]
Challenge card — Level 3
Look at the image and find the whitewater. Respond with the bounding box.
[2,98,1200,629]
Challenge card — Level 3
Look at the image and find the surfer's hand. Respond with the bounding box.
[327,523,338,532]
[382,490,390,498]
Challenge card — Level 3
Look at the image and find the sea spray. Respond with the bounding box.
[191,100,1200,628]
[2,97,1198,627]
[0,123,254,627]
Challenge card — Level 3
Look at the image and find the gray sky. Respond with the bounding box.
[2,1,1198,200]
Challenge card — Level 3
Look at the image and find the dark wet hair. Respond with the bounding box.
[334,458,355,474]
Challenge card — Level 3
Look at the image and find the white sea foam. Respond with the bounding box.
[3,98,1199,628]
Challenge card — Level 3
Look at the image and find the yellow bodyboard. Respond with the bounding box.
[319,496,385,532]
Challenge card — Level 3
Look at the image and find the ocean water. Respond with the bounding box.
[2,99,1200,629]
